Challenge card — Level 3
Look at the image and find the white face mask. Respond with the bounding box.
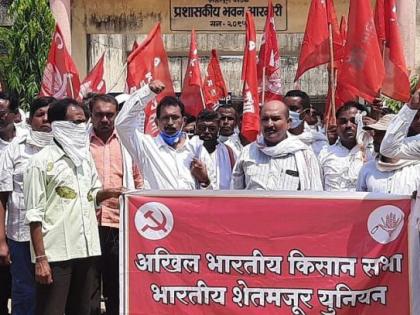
[289,110,303,129]
[28,128,53,148]
[52,121,89,167]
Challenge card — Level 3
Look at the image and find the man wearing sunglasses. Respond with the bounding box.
[319,102,375,192]
[284,90,328,157]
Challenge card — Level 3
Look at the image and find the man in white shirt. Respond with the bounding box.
[0,92,21,155]
[319,102,374,192]
[357,114,420,195]
[0,96,55,315]
[115,81,215,190]
[217,104,243,157]
[24,99,122,315]
[196,109,235,189]
[380,89,420,160]
[284,90,328,157]
[232,100,322,191]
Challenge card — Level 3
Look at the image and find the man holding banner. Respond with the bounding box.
[231,100,322,191]
[115,81,216,190]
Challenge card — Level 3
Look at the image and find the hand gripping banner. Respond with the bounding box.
[120,191,418,315]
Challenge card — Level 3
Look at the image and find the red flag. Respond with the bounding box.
[257,0,282,102]
[375,0,410,102]
[203,49,228,110]
[79,53,106,99]
[180,30,205,117]
[241,11,260,143]
[40,24,81,99]
[336,0,385,103]
[295,0,343,81]
[374,0,386,48]
[126,23,175,136]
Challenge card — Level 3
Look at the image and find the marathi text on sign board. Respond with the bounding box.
[170,0,287,31]
[121,192,412,314]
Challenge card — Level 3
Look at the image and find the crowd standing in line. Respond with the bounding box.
[0,81,420,315]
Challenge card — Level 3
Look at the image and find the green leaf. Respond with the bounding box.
[1,0,54,111]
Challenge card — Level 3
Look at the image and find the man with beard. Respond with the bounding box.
[284,90,328,157]
[357,114,420,194]
[217,104,243,157]
[89,94,142,315]
[116,81,215,190]
[196,110,235,189]
[0,97,55,315]
[231,100,322,191]
[380,90,420,160]
[24,99,122,315]
[319,102,374,191]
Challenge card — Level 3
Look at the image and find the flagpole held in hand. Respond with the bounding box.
[328,22,336,126]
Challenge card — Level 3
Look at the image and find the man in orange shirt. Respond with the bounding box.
[89,94,143,315]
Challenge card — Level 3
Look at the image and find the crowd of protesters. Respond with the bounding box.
[0,79,419,315]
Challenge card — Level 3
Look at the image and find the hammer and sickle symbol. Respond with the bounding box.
[141,209,168,233]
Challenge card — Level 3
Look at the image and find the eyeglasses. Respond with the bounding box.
[337,117,357,125]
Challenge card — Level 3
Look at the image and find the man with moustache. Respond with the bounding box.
[0,92,24,155]
[0,97,55,315]
[116,80,215,190]
[319,102,374,191]
[216,104,243,157]
[89,94,142,315]
[196,109,235,189]
[231,100,322,191]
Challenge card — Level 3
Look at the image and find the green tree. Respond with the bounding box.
[0,0,55,111]
[381,75,419,113]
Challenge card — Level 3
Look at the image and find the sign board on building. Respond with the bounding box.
[170,0,287,31]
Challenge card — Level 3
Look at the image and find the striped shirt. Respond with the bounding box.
[231,143,301,191]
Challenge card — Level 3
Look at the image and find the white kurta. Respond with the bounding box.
[380,104,420,160]
[115,85,216,190]
[231,135,323,191]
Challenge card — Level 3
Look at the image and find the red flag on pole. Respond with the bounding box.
[40,24,81,99]
[79,53,106,99]
[295,0,343,81]
[180,30,205,117]
[203,49,228,110]
[126,23,175,136]
[374,0,386,47]
[257,0,282,103]
[241,11,260,143]
[336,0,385,103]
[375,0,410,102]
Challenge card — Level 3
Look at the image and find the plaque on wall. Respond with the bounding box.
[170,0,287,32]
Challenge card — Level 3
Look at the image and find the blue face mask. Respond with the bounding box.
[160,130,183,146]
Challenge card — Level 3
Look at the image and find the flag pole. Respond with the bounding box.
[68,74,75,99]
[199,86,206,111]
[108,62,128,93]
[328,22,337,126]
[261,67,266,105]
